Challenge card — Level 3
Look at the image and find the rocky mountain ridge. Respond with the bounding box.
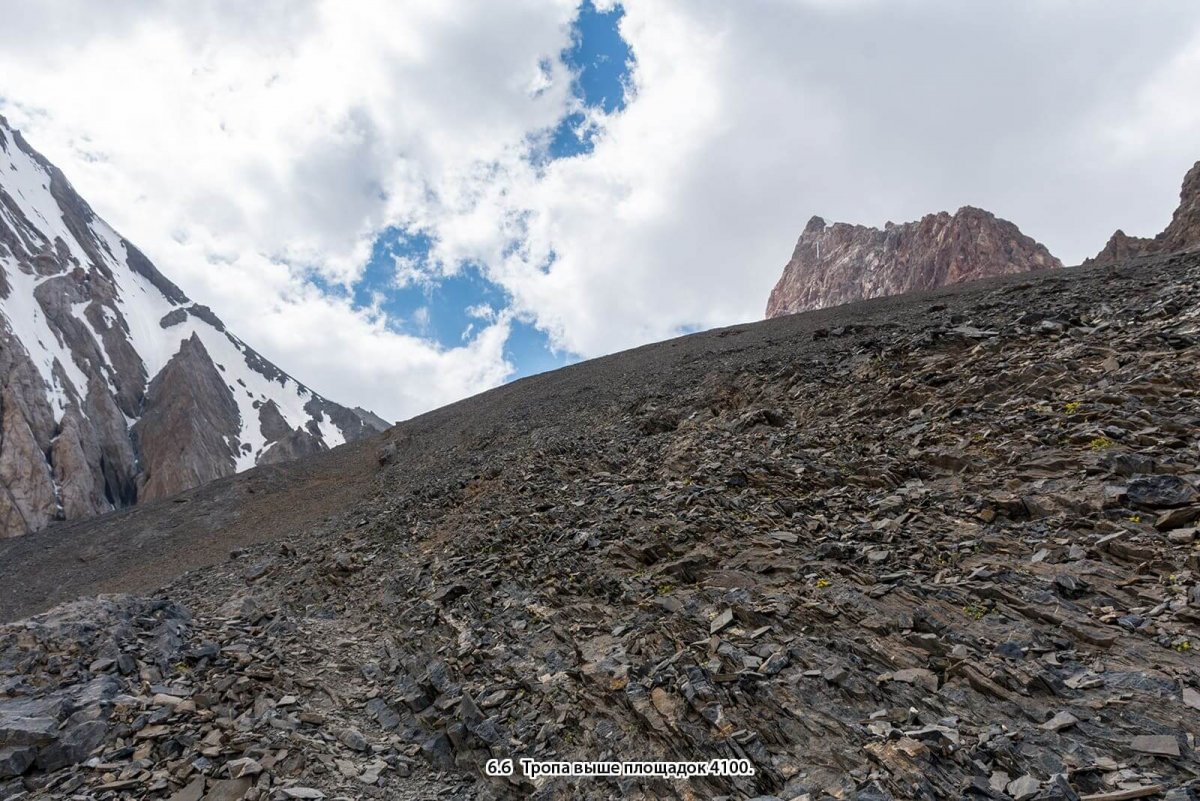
[1087,160,1200,265]
[766,206,1062,318]
[0,116,387,538]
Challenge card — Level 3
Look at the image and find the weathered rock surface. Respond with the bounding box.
[0,384,58,534]
[2,253,1199,799]
[766,206,1061,317]
[1087,160,1200,265]
[133,335,241,502]
[0,116,388,538]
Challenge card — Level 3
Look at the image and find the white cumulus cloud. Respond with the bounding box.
[2,0,1200,422]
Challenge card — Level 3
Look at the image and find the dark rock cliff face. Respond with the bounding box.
[766,206,1061,317]
[1087,160,1200,265]
[0,116,388,538]
[132,335,240,502]
[256,400,326,465]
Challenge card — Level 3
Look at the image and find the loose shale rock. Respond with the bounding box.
[4,254,1200,799]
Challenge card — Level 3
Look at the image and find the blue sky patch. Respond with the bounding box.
[505,318,571,379]
[544,0,633,159]
[323,2,632,382]
[311,225,570,378]
[566,1,633,115]
[325,227,504,347]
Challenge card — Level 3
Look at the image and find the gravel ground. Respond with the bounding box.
[2,252,1199,800]
[0,257,1137,623]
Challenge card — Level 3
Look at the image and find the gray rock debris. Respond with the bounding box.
[5,253,1200,799]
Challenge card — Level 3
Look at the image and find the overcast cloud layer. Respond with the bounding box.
[2,0,1199,421]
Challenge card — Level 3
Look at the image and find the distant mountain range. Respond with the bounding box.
[1086,161,1200,266]
[767,159,1200,318]
[766,207,1061,318]
[7,107,1198,543]
[0,116,387,538]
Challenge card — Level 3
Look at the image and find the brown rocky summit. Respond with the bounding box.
[766,206,1061,317]
[1087,159,1200,265]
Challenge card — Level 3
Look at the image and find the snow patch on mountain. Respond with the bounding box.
[0,116,385,537]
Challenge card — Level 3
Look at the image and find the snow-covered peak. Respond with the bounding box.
[0,116,387,537]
